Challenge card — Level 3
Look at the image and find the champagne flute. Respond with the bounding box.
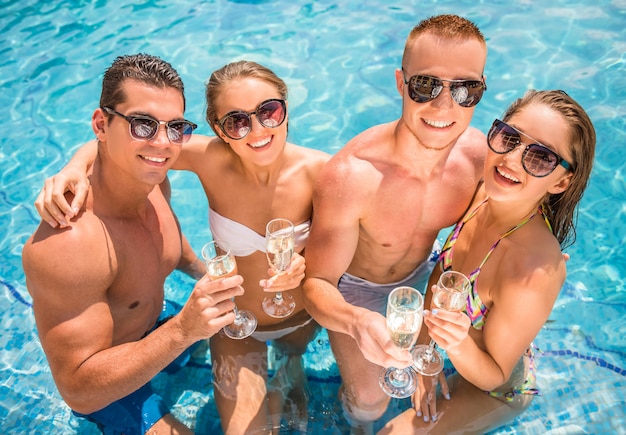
[202,240,257,339]
[379,286,424,398]
[262,218,297,318]
[412,270,471,376]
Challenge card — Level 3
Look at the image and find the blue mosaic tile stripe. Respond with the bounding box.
[440,348,626,378]
[541,349,626,376]
[544,325,626,359]
[2,278,32,307]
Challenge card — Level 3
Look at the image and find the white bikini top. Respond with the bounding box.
[208,208,311,257]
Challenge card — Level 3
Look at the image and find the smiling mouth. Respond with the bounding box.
[496,166,520,183]
[249,137,271,148]
[423,118,454,128]
[140,155,167,163]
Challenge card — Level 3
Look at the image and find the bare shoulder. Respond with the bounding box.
[175,134,226,170]
[496,230,565,308]
[458,125,487,146]
[456,126,487,162]
[318,123,392,185]
[186,133,216,150]
[23,210,115,301]
[310,124,396,224]
[315,149,375,204]
[518,235,565,285]
[287,143,331,174]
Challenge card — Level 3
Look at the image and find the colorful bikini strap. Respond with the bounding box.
[471,208,539,278]
[439,199,488,272]
[466,205,548,329]
[539,203,553,234]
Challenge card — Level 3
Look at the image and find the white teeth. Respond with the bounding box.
[249,137,271,148]
[142,156,167,163]
[496,167,520,183]
[424,119,453,128]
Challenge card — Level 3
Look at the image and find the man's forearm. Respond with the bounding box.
[56,318,192,414]
[178,235,205,280]
[302,276,361,338]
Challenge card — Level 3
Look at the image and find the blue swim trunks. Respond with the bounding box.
[73,300,196,435]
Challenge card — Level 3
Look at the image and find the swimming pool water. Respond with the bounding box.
[1,0,625,433]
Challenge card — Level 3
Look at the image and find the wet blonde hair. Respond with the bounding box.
[502,90,596,248]
[205,60,288,136]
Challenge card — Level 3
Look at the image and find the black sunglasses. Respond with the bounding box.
[402,69,486,107]
[217,99,286,140]
[103,107,197,144]
[487,119,573,178]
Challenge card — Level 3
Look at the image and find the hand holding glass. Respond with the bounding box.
[412,270,470,376]
[202,240,257,339]
[262,218,297,318]
[379,286,424,398]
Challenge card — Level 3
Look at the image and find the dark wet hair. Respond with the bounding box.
[99,53,185,116]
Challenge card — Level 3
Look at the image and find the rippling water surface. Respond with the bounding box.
[1,0,624,433]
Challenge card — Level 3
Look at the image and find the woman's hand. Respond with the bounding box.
[423,307,472,357]
[412,371,449,423]
[259,251,306,292]
[35,167,90,228]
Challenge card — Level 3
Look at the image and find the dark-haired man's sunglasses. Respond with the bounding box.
[217,99,286,140]
[402,70,486,107]
[487,119,573,178]
[103,107,197,144]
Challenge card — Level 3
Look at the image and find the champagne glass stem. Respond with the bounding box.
[274,292,284,303]
[231,301,243,325]
[393,368,407,382]
[424,339,436,359]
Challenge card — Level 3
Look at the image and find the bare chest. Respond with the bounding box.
[102,208,182,341]
[363,172,477,246]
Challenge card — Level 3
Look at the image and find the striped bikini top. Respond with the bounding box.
[439,199,551,330]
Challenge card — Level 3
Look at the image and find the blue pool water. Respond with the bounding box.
[1,0,625,433]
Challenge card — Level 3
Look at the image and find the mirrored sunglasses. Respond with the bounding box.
[402,70,486,107]
[103,107,197,144]
[217,99,286,140]
[487,119,573,177]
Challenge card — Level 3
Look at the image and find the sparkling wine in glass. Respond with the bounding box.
[379,286,424,398]
[262,218,296,318]
[412,270,470,376]
[202,240,257,339]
